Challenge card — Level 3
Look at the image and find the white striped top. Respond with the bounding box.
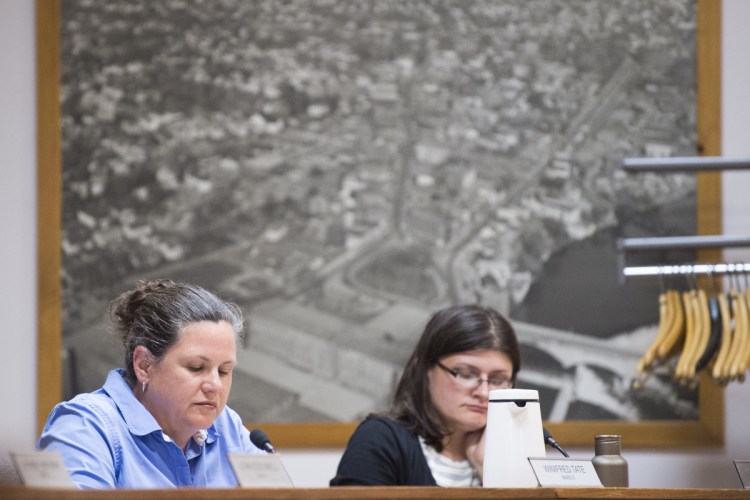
[419,437,482,487]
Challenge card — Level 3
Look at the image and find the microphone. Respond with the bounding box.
[250,429,277,454]
[543,427,570,458]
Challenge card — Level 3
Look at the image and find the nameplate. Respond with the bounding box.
[11,451,75,489]
[229,453,293,488]
[528,458,603,487]
[734,460,750,488]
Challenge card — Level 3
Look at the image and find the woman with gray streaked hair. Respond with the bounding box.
[38,279,264,489]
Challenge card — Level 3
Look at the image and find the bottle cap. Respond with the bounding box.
[595,434,622,455]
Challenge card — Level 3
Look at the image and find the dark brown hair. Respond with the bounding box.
[388,304,520,451]
[109,279,244,385]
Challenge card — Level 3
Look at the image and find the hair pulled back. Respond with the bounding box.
[389,304,520,451]
[110,279,244,386]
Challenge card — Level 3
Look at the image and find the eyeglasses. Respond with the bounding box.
[435,361,513,390]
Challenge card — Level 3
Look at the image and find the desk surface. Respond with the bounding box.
[1,487,748,500]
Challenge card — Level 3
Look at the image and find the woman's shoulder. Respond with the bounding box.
[50,388,116,419]
[359,414,405,429]
[331,414,432,486]
[39,389,122,449]
[44,371,139,432]
[353,415,418,445]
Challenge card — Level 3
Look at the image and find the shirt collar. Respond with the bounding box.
[102,369,219,444]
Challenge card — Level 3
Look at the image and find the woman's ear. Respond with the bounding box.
[132,345,153,382]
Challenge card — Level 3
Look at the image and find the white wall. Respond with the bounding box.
[719,0,750,486]
[1,0,749,488]
[0,0,37,453]
[722,0,750,239]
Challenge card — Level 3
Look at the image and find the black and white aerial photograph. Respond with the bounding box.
[59,0,699,425]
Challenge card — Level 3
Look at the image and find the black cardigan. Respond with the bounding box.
[330,416,437,486]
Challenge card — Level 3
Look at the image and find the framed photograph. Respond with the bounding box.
[37,0,723,448]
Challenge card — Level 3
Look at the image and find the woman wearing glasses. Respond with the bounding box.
[330,304,520,487]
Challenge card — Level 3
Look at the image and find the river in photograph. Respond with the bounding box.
[511,198,697,338]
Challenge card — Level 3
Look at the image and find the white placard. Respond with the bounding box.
[528,458,603,487]
[734,460,750,489]
[228,453,293,488]
[11,451,75,489]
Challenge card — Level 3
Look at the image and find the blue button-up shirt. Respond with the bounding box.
[38,369,263,489]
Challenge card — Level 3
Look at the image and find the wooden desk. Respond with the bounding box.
[0,487,748,500]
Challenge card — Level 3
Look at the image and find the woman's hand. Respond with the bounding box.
[465,427,486,481]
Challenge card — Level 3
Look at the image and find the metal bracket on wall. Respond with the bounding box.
[622,156,750,172]
[617,156,750,281]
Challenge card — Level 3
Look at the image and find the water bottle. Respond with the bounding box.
[592,434,628,487]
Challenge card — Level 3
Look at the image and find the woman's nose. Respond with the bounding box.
[473,379,491,399]
[202,371,220,392]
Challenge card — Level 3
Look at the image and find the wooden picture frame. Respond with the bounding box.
[36,0,724,448]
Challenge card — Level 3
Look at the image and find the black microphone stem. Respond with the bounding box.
[543,427,570,458]
[551,441,570,458]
